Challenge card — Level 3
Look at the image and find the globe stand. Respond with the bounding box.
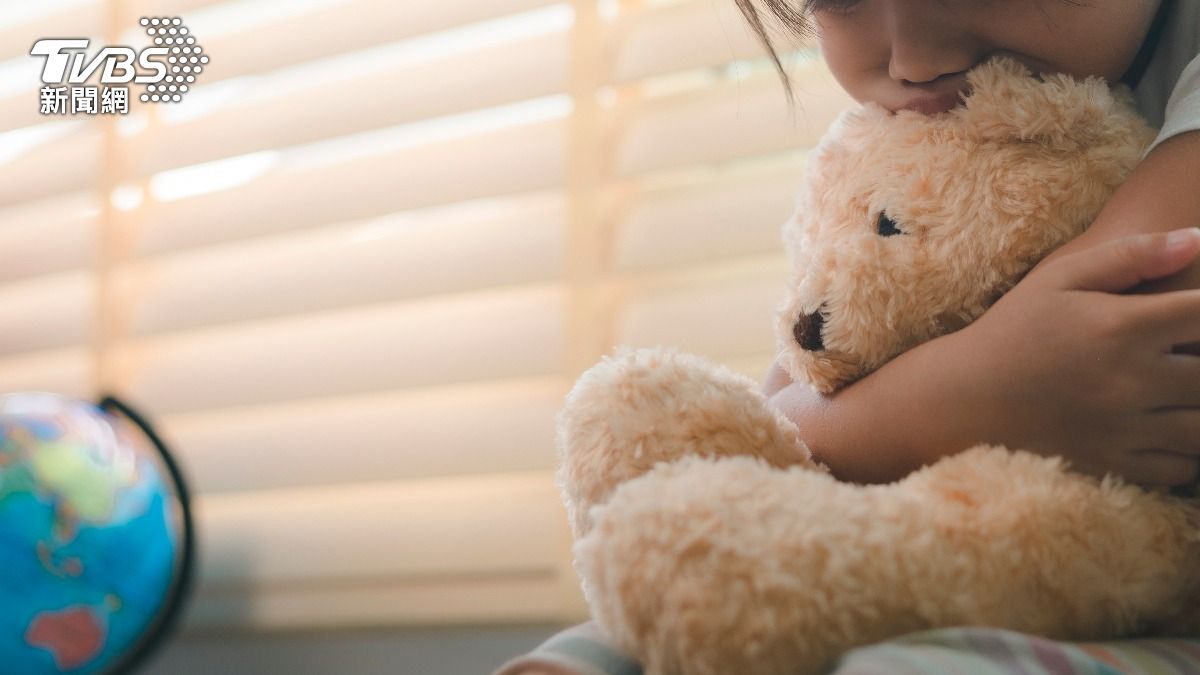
[95,395,196,675]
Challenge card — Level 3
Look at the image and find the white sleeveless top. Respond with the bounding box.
[1133,0,1200,154]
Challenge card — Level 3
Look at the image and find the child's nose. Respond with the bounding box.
[885,9,979,84]
[889,44,975,86]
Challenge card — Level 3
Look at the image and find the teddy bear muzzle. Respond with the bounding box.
[793,307,825,352]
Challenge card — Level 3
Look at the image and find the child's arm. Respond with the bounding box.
[765,131,1200,488]
[1036,131,1200,278]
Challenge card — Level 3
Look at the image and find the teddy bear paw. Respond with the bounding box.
[555,345,821,539]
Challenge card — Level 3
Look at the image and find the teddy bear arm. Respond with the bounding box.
[556,346,821,540]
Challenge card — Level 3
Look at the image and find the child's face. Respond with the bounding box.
[812,0,1163,114]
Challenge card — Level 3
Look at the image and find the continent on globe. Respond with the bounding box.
[2,393,194,675]
[31,436,137,527]
[25,605,106,670]
[35,540,84,579]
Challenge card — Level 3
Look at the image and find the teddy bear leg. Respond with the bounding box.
[897,448,1200,639]
[1143,502,1200,636]
[574,454,914,675]
[1156,595,1200,636]
[574,449,1200,675]
[556,345,822,539]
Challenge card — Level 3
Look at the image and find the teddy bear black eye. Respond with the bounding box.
[876,212,903,237]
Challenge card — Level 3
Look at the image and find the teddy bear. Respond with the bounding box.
[554,56,1200,675]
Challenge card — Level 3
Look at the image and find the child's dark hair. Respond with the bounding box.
[731,0,817,111]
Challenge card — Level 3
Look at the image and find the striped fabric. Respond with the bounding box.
[491,622,643,675]
[830,627,1200,675]
[490,622,1200,675]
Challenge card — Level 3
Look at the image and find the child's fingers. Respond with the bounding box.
[1042,227,1200,294]
[1147,353,1200,410]
[1145,410,1200,458]
[1128,448,1200,488]
[1123,288,1200,348]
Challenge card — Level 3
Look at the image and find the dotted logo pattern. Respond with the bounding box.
[138,17,207,104]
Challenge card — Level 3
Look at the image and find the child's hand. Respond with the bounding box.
[958,228,1200,488]
[1126,247,1200,356]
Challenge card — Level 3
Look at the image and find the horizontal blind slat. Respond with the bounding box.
[128,0,229,16]
[0,125,101,207]
[0,347,91,396]
[0,271,92,356]
[190,0,560,85]
[164,378,564,494]
[0,191,98,283]
[611,0,773,84]
[0,2,103,62]
[118,285,565,414]
[185,573,576,629]
[138,117,566,255]
[723,353,776,388]
[193,472,565,585]
[0,93,52,136]
[134,30,569,175]
[616,259,788,358]
[616,64,853,176]
[122,194,564,335]
[617,158,803,272]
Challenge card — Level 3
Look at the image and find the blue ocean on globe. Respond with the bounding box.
[0,392,193,674]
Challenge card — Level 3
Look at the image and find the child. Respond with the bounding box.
[494,1,1200,673]
[753,0,1200,491]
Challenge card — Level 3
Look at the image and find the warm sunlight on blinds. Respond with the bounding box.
[0,0,853,630]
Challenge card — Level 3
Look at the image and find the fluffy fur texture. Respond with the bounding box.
[776,58,1155,392]
[555,57,1200,675]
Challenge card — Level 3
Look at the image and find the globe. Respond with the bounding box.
[0,392,194,674]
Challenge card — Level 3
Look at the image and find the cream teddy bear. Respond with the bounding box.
[555,57,1200,675]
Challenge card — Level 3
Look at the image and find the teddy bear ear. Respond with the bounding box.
[952,55,1126,147]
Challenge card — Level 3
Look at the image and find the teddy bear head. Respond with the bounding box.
[773,56,1155,394]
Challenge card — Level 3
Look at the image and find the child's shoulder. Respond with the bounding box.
[1132,0,1200,126]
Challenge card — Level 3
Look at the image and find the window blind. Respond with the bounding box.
[0,0,853,631]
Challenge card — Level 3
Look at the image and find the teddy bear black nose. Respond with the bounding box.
[793,308,825,352]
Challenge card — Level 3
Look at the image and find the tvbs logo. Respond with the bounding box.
[31,17,207,115]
